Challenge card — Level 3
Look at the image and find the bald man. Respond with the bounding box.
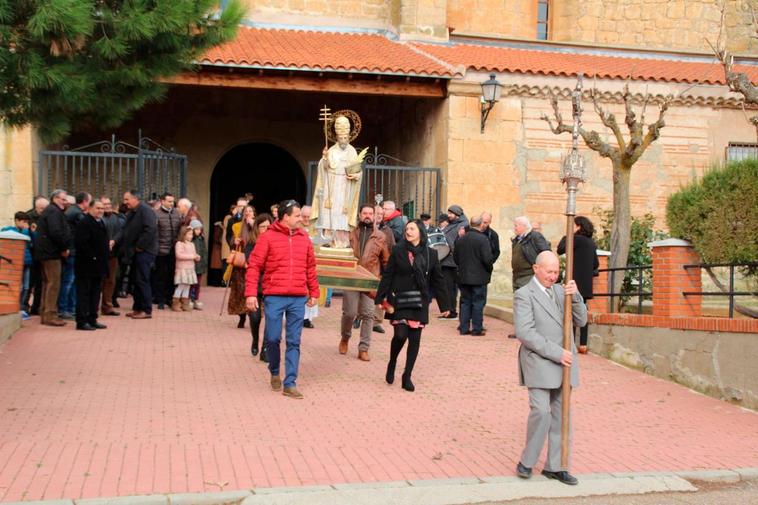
[513,251,586,486]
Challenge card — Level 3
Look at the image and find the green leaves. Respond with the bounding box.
[666,159,758,266]
[0,0,244,142]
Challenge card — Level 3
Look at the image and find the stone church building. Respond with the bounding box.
[2,0,757,296]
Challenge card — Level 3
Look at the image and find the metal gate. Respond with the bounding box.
[38,132,187,200]
[307,148,441,218]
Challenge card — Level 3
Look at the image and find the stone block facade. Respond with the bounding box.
[551,0,757,53]
[0,126,38,227]
[447,0,537,38]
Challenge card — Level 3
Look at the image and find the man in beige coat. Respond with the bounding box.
[513,251,586,486]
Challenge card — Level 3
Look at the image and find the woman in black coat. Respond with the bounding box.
[557,216,599,354]
[375,220,451,392]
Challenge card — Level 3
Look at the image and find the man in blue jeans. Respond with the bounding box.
[453,215,494,336]
[59,192,91,319]
[245,200,319,399]
[119,190,158,319]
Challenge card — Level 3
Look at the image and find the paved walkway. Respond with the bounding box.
[0,288,756,502]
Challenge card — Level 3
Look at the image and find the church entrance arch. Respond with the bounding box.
[208,142,306,283]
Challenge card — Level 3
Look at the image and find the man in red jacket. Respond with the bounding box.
[245,200,320,399]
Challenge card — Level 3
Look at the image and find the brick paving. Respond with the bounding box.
[0,287,756,502]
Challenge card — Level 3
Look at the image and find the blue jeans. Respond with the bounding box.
[58,255,76,314]
[459,284,487,333]
[20,265,30,310]
[264,295,307,388]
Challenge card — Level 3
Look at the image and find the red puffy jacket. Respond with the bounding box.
[244,220,319,299]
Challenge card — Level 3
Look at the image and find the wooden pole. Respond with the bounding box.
[560,214,575,469]
[559,74,584,469]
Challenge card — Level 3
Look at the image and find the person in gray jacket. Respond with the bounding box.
[513,251,586,486]
[439,204,468,320]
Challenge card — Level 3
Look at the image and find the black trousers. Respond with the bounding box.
[132,252,155,314]
[75,275,103,325]
[153,253,175,305]
[442,267,458,315]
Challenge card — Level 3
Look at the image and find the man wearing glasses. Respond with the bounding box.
[245,200,320,399]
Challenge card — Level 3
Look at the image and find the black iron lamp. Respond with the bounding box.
[480,73,503,133]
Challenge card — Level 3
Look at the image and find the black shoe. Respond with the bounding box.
[386,360,396,385]
[157,303,165,310]
[460,329,471,335]
[507,333,517,339]
[91,322,107,329]
[372,325,385,334]
[76,323,96,331]
[303,319,314,329]
[516,462,532,479]
[541,470,578,486]
[353,318,360,329]
[251,337,259,356]
[471,330,486,336]
[401,373,415,392]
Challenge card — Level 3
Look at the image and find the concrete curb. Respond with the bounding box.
[4,468,757,505]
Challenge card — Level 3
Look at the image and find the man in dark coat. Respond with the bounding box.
[453,215,495,336]
[119,190,158,319]
[381,200,406,243]
[74,200,110,331]
[33,190,72,326]
[153,193,181,309]
[100,196,125,316]
[25,196,49,315]
[58,192,91,319]
[439,204,469,320]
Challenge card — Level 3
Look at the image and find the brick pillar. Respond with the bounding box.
[0,232,28,315]
[650,239,702,318]
[588,250,610,314]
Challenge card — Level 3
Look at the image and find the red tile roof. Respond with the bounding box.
[201,27,456,77]
[413,41,758,85]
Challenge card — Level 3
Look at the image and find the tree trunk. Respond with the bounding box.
[609,161,631,311]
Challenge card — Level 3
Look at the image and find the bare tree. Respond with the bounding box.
[706,1,758,138]
[542,82,672,302]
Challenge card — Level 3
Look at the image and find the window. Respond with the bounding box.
[537,0,549,40]
[726,142,758,161]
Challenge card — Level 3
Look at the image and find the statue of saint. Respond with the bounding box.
[311,111,367,249]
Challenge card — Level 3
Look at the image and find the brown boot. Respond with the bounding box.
[180,298,192,311]
[171,298,182,312]
[339,338,349,355]
[358,350,370,362]
[270,375,282,391]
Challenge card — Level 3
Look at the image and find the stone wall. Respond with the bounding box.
[444,74,757,297]
[240,0,392,29]
[446,0,536,39]
[0,125,38,227]
[551,0,758,53]
[589,323,758,410]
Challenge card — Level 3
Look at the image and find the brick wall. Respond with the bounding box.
[0,236,26,315]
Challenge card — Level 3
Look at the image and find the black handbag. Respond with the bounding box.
[393,290,423,310]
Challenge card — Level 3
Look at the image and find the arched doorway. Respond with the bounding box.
[207,143,306,284]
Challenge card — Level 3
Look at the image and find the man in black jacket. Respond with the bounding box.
[120,190,158,319]
[58,192,91,319]
[453,216,494,336]
[99,196,124,316]
[33,189,72,326]
[74,200,110,331]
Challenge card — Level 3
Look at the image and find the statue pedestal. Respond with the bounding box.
[315,246,380,291]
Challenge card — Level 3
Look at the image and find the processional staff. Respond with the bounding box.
[560,74,587,468]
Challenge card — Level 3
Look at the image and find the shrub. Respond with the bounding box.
[666,159,758,267]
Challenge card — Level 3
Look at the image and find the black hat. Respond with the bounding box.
[437,213,448,224]
[420,213,431,220]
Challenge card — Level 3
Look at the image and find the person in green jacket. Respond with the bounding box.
[189,219,208,310]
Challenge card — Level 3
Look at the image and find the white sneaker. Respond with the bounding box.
[193,301,204,310]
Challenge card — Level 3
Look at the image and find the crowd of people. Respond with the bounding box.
[8,190,208,329]
[7,190,600,485]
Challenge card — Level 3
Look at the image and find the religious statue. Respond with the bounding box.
[311,107,367,249]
